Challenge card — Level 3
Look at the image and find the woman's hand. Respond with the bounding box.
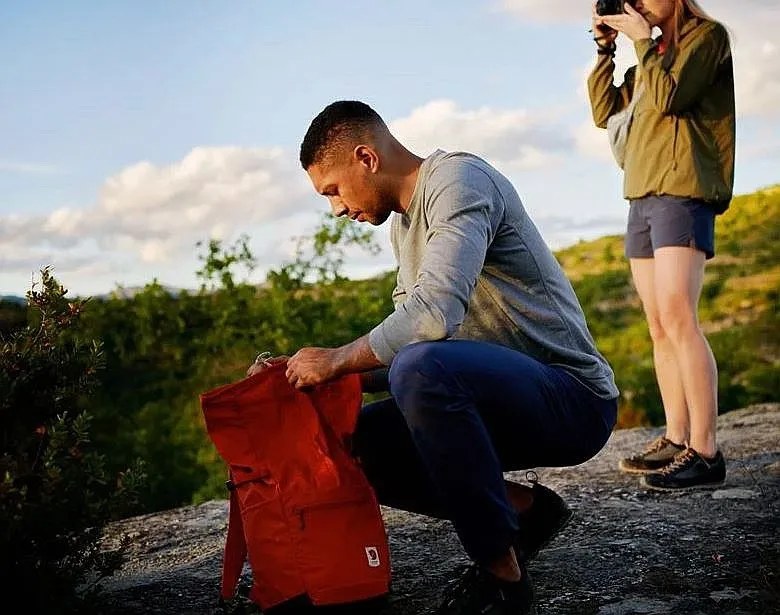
[592,1,618,47]
[599,3,652,43]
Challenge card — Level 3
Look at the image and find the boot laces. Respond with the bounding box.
[631,436,669,460]
[660,448,696,475]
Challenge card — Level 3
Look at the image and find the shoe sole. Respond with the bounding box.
[640,477,726,492]
[618,461,667,474]
[523,507,575,561]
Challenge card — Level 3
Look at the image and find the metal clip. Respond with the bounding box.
[254,351,273,367]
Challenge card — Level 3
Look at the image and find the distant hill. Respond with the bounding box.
[0,297,27,337]
[0,295,25,305]
[97,285,185,300]
[0,286,187,304]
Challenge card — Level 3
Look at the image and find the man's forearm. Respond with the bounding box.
[335,334,384,376]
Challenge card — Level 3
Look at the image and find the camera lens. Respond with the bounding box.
[596,0,624,15]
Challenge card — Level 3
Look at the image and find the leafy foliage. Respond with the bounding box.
[0,269,145,613]
[75,215,394,510]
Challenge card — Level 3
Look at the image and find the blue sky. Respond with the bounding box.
[2,0,779,297]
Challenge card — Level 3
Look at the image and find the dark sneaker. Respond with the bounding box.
[514,473,573,562]
[641,448,726,491]
[435,564,535,615]
[619,436,685,474]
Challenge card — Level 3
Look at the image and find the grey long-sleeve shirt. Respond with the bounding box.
[368,150,619,400]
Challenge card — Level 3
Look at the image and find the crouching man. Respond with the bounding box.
[258,100,619,614]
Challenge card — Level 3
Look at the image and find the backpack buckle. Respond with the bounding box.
[225,479,236,492]
[254,351,273,367]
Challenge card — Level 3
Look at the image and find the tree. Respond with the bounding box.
[0,268,145,613]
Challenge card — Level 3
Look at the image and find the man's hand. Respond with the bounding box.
[599,3,651,43]
[285,347,344,389]
[284,335,384,390]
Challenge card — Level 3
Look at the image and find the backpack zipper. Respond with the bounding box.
[293,494,371,530]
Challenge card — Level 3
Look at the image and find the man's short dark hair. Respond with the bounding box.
[299,100,386,169]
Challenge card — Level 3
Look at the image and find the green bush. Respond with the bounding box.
[0,269,146,613]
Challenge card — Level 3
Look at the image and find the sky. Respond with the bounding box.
[2,0,779,297]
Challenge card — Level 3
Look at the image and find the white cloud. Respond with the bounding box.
[91,146,309,247]
[574,119,612,161]
[0,97,581,290]
[390,99,572,171]
[497,0,576,22]
[739,132,780,160]
[0,146,319,276]
[0,143,397,293]
[702,2,780,117]
[0,248,96,274]
[536,213,628,250]
[731,36,780,117]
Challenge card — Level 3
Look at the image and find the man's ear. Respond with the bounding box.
[353,145,379,173]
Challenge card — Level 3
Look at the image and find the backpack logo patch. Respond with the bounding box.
[365,546,380,568]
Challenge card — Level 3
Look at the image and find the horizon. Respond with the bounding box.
[2,1,779,297]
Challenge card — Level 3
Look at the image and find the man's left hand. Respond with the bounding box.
[285,347,344,389]
[599,3,652,42]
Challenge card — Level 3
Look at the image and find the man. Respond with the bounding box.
[268,100,619,614]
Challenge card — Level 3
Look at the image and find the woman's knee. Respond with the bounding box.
[645,312,667,343]
[657,294,699,340]
[634,288,666,342]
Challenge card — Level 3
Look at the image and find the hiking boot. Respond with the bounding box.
[435,564,535,615]
[514,473,573,562]
[641,448,726,491]
[618,436,685,474]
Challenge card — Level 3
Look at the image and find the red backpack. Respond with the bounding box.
[200,363,391,610]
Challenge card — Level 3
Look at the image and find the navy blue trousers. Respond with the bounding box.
[352,340,617,566]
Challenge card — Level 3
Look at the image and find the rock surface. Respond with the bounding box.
[98,404,780,615]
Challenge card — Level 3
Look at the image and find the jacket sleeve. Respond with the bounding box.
[635,22,730,115]
[368,164,495,365]
[587,53,634,129]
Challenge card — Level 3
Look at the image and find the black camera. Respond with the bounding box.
[596,0,634,15]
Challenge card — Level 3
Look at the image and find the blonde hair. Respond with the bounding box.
[669,0,724,49]
[682,0,714,20]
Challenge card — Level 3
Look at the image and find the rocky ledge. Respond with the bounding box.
[98,404,780,615]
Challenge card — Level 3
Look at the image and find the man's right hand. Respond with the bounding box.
[592,1,618,47]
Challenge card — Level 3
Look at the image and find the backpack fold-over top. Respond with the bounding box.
[200,363,391,610]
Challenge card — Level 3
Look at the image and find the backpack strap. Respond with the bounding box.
[220,476,248,600]
[220,467,272,600]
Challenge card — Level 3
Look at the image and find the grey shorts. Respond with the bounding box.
[625,195,716,260]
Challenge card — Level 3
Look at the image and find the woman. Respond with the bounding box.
[587,0,735,490]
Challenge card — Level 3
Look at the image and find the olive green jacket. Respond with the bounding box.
[587,16,736,213]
